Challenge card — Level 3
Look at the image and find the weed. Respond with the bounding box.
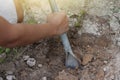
[0,47,18,63]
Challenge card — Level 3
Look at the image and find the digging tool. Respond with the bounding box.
[49,0,80,69]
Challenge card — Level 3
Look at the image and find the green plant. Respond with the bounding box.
[0,47,10,63]
[0,47,11,54]
[75,10,87,28]
[0,47,18,63]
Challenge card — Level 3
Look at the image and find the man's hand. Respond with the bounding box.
[47,12,69,35]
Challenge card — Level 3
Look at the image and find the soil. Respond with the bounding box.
[0,25,116,80]
[0,0,120,79]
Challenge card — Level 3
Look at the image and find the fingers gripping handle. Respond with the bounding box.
[49,0,76,57]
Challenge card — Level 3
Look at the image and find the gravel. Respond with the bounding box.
[26,58,36,67]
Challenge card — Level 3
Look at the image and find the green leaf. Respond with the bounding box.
[0,47,5,54]
[5,48,11,53]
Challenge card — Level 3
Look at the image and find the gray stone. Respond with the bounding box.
[0,77,3,80]
[26,58,36,67]
[38,64,43,68]
[6,75,16,80]
[42,77,47,80]
[23,55,30,61]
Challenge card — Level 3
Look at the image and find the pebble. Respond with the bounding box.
[6,75,16,80]
[103,66,109,72]
[26,58,36,67]
[23,55,30,61]
[38,64,43,68]
[0,77,3,80]
[103,61,108,64]
[42,77,47,80]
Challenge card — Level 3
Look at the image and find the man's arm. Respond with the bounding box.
[0,12,68,48]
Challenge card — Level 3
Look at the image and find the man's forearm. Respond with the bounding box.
[0,12,68,48]
[3,23,56,48]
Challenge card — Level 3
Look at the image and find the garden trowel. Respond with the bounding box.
[49,0,80,69]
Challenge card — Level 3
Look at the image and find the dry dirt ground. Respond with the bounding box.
[0,26,116,80]
[0,0,120,80]
[0,16,120,80]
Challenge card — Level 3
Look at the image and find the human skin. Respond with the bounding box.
[0,0,69,48]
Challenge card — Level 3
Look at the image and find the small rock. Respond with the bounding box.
[42,76,47,80]
[23,55,30,61]
[103,66,109,72]
[6,75,16,80]
[103,68,107,72]
[82,54,93,65]
[26,58,36,67]
[0,77,3,80]
[38,64,43,68]
[103,61,108,64]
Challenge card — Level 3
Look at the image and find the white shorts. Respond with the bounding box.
[0,0,17,23]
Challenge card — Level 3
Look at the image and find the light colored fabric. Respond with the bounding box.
[0,0,17,23]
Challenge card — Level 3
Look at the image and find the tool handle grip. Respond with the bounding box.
[49,0,74,55]
[49,0,59,12]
